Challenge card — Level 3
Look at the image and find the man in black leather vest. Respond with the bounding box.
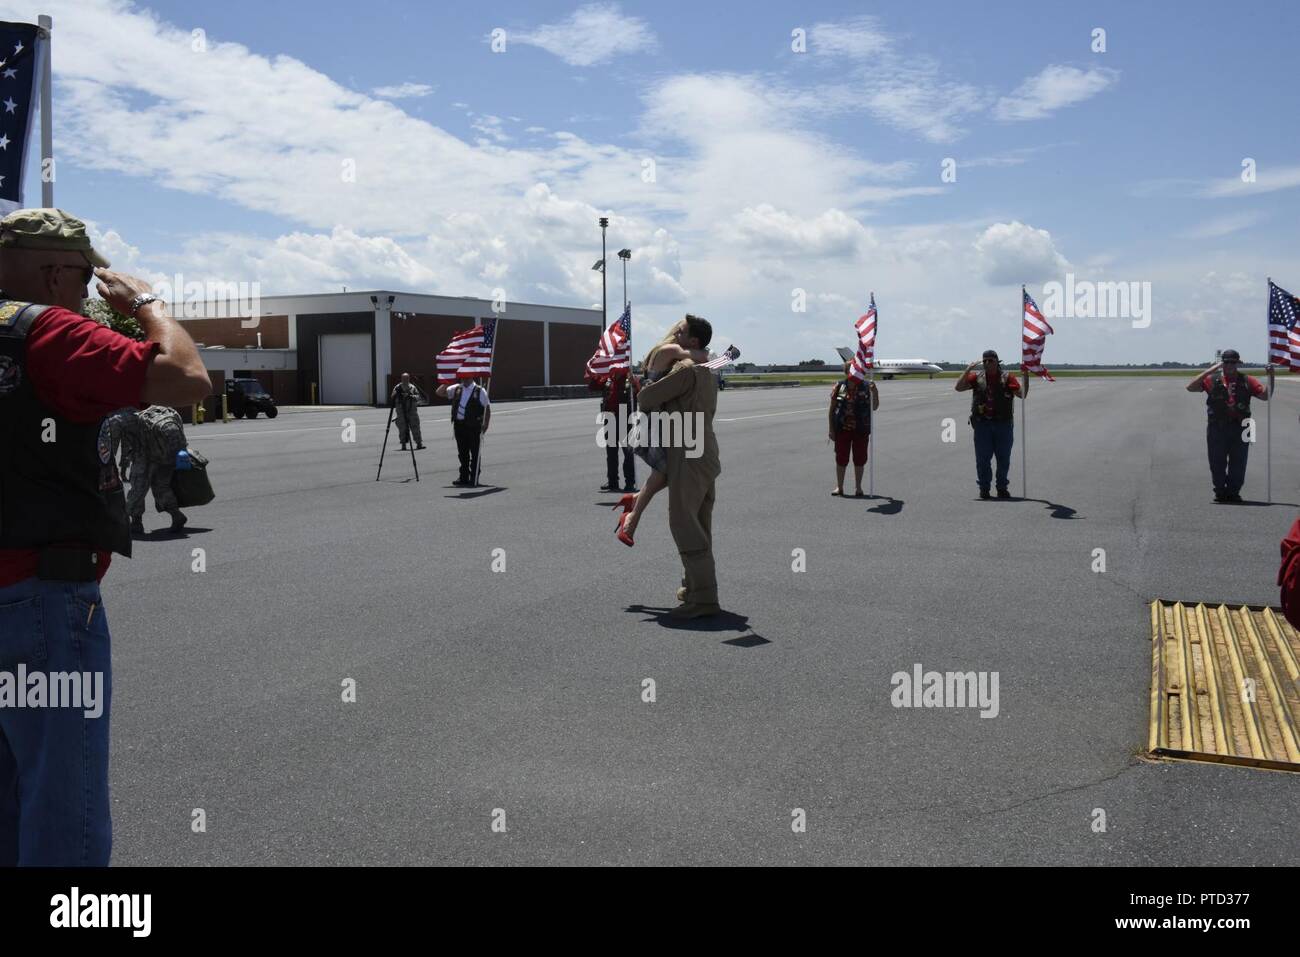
[0,208,210,865]
[437,376,492,486]
[1185,349,1270,502]
[954,349,1024,499]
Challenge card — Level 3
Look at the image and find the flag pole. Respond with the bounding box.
[1267,362,1273,504]
[1266,277,1273,505]
[475,317,500,487]
[868,291,875,497]
[599,216,608,331]
[1021,285,1028,500]
[38,15,53,207]
[627,304,637,489]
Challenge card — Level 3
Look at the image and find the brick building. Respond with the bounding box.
[178,290,603,414]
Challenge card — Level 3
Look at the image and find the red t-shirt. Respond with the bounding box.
[0,306,159,585]
[963,370,1022,392]
[1280,518,1300,630]
[1200,374,1268,401]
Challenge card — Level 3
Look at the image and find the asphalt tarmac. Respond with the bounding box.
[104,376,1300,865]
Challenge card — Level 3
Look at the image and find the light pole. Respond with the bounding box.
[617,248,631,307]
[598,216,609,329]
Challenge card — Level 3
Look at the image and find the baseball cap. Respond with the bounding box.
[0,208,110,267]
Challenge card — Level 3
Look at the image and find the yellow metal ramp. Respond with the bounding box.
[1148,601,1300,772]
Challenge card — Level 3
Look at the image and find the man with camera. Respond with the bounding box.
[390,371,426,451]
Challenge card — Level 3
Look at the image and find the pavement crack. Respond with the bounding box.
[1095,573,1149,602]
[872,760,1144,824]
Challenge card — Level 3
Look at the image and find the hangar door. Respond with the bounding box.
[319,334,372,405]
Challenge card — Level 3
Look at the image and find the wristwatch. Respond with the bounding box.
[128,293,160,317]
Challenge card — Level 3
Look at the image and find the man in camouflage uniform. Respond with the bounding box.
[106,406,143,489]
[123,404,189,532]
[391,372,426,451]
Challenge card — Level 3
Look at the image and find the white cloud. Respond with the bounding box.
[805,17,989,142]
[960,154,1029,169]
[807,27,1114,140]
[859,70,988,143]
[974,221,1070,285]
[83,221,166,285]
[724,205,873,259]
[1179,211,1267,239]
[809,16,890,58]
[994,65,1119,121]
[637,73,936,231]
[469,113,511,143]
[1202,164,1300,198]
[512,3,657,67]
[372,82,435,99]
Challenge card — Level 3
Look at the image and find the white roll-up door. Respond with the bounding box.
[319,334,372,404]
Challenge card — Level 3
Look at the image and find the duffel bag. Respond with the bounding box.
[171,447,215,507]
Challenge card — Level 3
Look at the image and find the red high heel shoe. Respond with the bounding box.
[613,493,636,514]
[616,513,635,547]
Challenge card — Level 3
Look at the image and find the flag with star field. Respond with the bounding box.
[0,22,42,215]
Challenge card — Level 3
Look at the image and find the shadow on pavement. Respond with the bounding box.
[136,526,213,540]
[626,604,770,646]
[446,485,506,500]
[1028,498,1080,519]
[981,496,1080,519]
[864,495,904,514]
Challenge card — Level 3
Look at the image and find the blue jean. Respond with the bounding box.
[972,418,1014,492]
[1206,420,1250,495]
[0,578,112,866]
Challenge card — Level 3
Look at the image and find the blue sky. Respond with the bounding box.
[2,0,1297,364]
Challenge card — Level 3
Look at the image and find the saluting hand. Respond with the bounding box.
[94,268,157,317]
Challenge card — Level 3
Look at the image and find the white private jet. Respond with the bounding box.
[836,348,944,379]
[872,359,945,379]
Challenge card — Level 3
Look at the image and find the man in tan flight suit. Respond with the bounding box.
[636,314,721,618]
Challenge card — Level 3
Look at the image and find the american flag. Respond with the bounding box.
[586,304,631,378]
[1267,279,1300,372]
[847,293,877,382]
[436,318,496,383]
[703,344,740,370]
[0,22,42,215]
[1020,288,1055,381]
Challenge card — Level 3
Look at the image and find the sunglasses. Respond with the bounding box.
[41,263,96,285]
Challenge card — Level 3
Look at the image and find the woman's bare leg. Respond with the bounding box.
[624,467,666,535]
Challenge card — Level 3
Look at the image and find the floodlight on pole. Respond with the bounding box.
[598,216,609,330]
[617,249,631,307]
